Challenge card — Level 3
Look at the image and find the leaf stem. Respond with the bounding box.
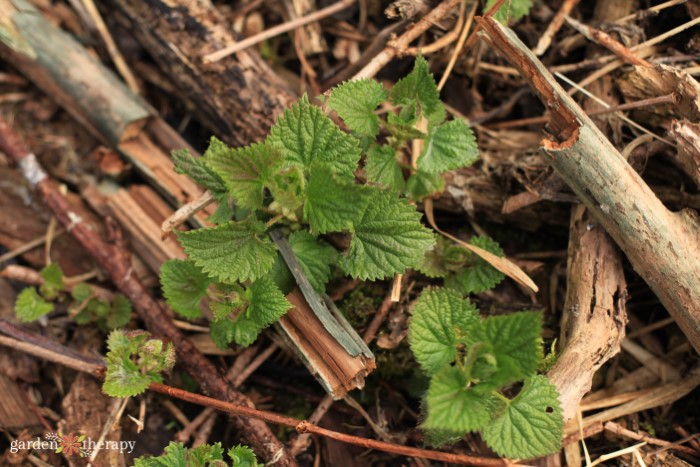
[265,213,285,229]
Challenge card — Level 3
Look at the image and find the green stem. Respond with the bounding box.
[265,213,285,229]
[492,391,511,406]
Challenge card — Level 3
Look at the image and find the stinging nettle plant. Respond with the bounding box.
[161,56,563,458]
[161,55,479,349]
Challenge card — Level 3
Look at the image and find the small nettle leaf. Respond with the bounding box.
[228,444,262,467]
[178,218,276,284]
[408,287,479,375]
[268,94,361,179]
[160,259,211,319]
[386,112,427,141]
[445,236,505,295]
[417,237,465,278]
[172,147,226,195]
[304,165,370,234]
[474,311,544,388]
[188,442,225,466]
[423,428,466,448]
[39,263,64,300]
[207,141,282,210]
[15,287,54,322]
[364,145,405,191]
[423,366,502,433]
[391,55,445,125]
[268,165,306,220]
[327,79,388,137]
[103,330,176,397]
[418,119,479,174]
[134,441,188,467]
[210,277,290,348]
[208,193,235,225]
[209,282,247,322]
[485,0,533,24]
[288,231,337,293]
[106,295,132,329]
[246,276,292,328]
[405,169,445,201]
[339,189,435,280]
[482,375,563,459]
[70,282,92,302]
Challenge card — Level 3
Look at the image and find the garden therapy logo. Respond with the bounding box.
[10,432,136,456]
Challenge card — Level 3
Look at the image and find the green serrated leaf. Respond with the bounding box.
[268,165,306,220]
[473,311,544,388]
[288,231,337,293]
[103,330,175,398]
[189,442,224,466]
[172,146,226,194]
[482,375,563,459]
[423,428,466,448]
[386,112,427,141]
[228,444,262,467]
[134,441,188,467]
[160,259,211,319]
[364,145,405,191]
[70,282,92,302]
[207,141,282,209]
[178,219,276,284]
[339,190,435,280]
[417,236,454,278]
[391,55,445,125]
[210,277,290,348]
[418,119,479,174]
[424,366,502,433]
[304,165,370,234]
[485,0,533,24]
[445,236,505,295]
[39,263,64,299]
[268,94,361,178]
[405,170,445,201]
[208,194,235,225]
[327,79,388,137]
[209,282,247,322]
[106,295,132,329]
[408,287,479,374]
[15,287,54,322]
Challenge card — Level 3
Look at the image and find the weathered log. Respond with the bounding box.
[105,0,296,147]
[478,17,700,353]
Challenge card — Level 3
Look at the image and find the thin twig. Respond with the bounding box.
[605,421,700,456]
[80,0,140,92]
[437,0,478,90]
[352,0,462,80]
[0,229,65,264]
[161,190,215,240]
[533,0,581,56]
[0,331,507,466]
[204,0,356,62]
[87,396,130,466]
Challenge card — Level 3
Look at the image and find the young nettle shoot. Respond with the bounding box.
[133,441,261,467]
[408,287,563,459]
[161,56,479,349]
[14,263,132,330]
[102,329,176,397]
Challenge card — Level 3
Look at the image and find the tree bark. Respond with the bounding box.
[106,0,296,147]
[478,17,700,354]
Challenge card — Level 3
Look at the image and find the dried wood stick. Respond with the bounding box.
[204,0,356,62]
[478,16,700,354]
[547,205,627,421]
[533,0,580,56]
[352,0,462,80]
[564,16,651,67]
[0,117,297,467]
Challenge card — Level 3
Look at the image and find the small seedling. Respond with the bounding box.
[133,441,260,467]
[14,263,132,330]
[102,329,176,397]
